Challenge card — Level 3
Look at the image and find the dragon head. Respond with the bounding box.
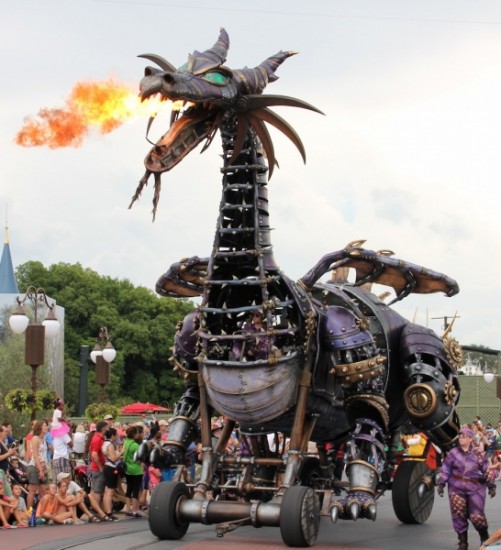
[130,28,322,219]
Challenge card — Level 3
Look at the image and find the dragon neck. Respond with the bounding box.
[209,114,279,277]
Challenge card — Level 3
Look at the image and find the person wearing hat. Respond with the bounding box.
[437,426,496,549]
[56,472,101,523]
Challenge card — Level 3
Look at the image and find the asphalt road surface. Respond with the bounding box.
[4,487,501,550]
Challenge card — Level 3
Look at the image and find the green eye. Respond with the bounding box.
[202,71,228,86]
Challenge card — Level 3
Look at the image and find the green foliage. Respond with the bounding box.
[5,389,57,414]
[12,261,195,412]
[84,403,120,422]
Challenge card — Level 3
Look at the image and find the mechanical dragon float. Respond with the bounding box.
[130,29,462,547]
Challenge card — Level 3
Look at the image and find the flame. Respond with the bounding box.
[15,78,183,148]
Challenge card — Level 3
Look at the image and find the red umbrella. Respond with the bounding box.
[120,402,171,415]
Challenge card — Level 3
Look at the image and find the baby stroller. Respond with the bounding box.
[7,456,29,490]
[72,458,91,493]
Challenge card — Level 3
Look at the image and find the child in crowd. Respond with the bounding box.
[0,479,28,528]
[11,483,30,526]
[147,463,161,496]
[54,479,83,524]
[51,397,71,439]
[8,456,28,487]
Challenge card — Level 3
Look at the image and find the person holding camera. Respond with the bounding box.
[437,426,496,550]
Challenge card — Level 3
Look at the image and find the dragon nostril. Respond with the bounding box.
[162,73,176,85]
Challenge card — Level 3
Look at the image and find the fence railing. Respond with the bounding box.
[456,375,501,426]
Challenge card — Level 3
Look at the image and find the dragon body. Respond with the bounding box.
[131,29,461,548]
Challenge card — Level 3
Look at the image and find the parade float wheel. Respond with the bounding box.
[392,460,434,524]
[280,485,321,547]
[149,481,190,539]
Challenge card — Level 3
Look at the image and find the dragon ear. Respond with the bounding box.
[138,53,177,73]
[189,28,230,74]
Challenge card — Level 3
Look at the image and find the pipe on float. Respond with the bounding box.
[179,498,281,526]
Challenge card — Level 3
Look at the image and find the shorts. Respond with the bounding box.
[125,473,143,500]
[90,470,105,494]
[52,457,71,480]
[103,465,119,490]
[27,464,49,485]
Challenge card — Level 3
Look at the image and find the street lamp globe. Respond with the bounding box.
[42,309,61,339]
[90,344,103,364]
[8,309,29,334]
[102,341,117,363]
[484,370,495,384]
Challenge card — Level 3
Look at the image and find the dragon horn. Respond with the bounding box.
[244,94,324,115]
[137,53,176,73]
[234,52,298,95]
[189,28,230,74]
[260,50,298,84]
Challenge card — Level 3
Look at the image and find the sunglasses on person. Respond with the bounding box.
[459,433,472,439]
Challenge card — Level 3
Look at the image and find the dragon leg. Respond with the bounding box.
[330,414,387,523]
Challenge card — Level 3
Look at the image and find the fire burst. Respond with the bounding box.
[15,78,178,149]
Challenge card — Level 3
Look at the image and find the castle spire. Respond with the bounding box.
[0,213,19,294]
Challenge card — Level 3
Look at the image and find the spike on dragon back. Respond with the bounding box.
[130,28,462,548]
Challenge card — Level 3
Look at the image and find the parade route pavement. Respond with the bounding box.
[3,486,501,550]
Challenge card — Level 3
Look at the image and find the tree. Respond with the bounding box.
[11,261,195,413]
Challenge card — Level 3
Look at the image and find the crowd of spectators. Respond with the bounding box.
[0,402,167,529]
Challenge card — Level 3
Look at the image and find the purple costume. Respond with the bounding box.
[437,442,495,535]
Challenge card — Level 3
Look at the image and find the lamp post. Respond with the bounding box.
[8,286,61,420]
[90,327,116,402]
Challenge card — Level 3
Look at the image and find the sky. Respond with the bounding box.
[1,0,500,350]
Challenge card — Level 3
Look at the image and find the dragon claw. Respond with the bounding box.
[364,502,377,521]
[330,491,377,522]
[349,501,360,521]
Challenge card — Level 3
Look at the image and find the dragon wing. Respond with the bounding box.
[300,240,459,304]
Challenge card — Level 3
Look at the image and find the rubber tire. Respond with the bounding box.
[392,460,434,524]
[148,481,190,539]
[280,485,320,547]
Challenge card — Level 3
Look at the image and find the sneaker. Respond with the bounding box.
[35,518,47,525]
[64,518,74,525]
[107,514,119,521]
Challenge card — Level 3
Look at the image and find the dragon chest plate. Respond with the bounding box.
[202,352,300,424]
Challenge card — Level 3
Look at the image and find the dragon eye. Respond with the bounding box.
[202,71,229,86]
